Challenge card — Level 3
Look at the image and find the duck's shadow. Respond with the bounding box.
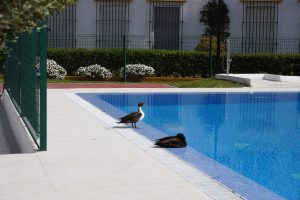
[152,145,163,148]
[112,126,142,129]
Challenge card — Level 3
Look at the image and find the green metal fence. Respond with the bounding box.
[48,34,300,54]
[4,28,47,151]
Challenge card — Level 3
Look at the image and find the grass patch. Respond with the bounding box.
[48,77,245,88]
[168,78,246,88]
[47,79,151,84]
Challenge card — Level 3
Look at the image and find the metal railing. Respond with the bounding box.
[48,35,204,50]
[4,28,47,151]
[48,34,300,54]
[229,37,300,54]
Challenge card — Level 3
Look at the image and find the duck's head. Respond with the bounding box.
[176,133,186,141]
[138,102,144,107]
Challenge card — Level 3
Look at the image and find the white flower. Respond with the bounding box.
[75,64,112,80]
[36,59,67,80]
[119,64,155,78]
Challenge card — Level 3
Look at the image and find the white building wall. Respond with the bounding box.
[76,0,97,48]
[76,0,97,35]
[128,0,149,36]
[182,0,204,36]
[128,0,150,49]
[59,0,300,51]
[277,0,300,38]
[224,0,243,37]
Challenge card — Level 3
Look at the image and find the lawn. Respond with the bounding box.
[47,77,245,88]
[168,78,245,88]
[0,74,245,88]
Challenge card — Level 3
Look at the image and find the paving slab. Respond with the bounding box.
[2,87,300,200]
[0,101,20,154]
[0,89,213,200]
[216,73,300,87]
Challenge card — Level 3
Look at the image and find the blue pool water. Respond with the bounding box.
[78,92,300,200]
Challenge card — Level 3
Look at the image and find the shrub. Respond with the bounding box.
[195,36,224,52]
[0,48,296,77]
[47,48,123,74]
[36,59,67,79]
[228,54,298,75]
[200,0,230,40]
[75,64,112,80]
[47,48,300,76]
[47,48,209,77]
[0,48,4,73]
[119,64,155,79]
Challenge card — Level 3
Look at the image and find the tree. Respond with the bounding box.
[200,0,230,40]
[0,0,76,45]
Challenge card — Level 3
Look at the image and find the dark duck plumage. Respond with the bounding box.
[117,102,144,128]
[155,133,187,148]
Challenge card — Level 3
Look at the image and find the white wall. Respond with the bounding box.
[76,0,96,35]
[1,90,35,153]
[73,0,300,50]
[224,0,243,37]
[76,0,97,48]
[74,0,300,37]
[182,0,203,36]
[277,0,300,38]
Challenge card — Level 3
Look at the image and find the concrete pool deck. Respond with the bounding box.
[1,87,300,200]
[216,74,300,87]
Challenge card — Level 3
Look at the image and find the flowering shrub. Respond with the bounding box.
[36,59,67,80]
[119,64,155,79]
[75,64,112,80]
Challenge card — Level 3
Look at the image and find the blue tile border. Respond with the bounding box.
[77,92,286,200]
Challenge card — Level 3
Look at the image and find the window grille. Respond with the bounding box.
[47,4,77,48]
[149,1,184,50]
[242,1,279,53]
[96,0,130,48]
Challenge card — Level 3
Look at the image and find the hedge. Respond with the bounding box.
[230,54,300,75]
[47,48,209,76]
[47,49,300,76]
[0,48,4,72]
[1,48,300,76]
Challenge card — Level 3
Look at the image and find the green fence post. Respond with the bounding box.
[39,27,47,151]
[123,35,127,82]
[209,35,213,78]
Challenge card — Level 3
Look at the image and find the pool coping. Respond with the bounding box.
[65,88,298,200]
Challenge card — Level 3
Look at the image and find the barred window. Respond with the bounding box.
[96,0,130,48]
[47,4,77,48]
[149,1,184,50]
[242,1,279,53]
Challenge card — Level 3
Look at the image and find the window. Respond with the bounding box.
[242,1,279,53]
[47,4,77,48]
[96,0,130,48]
[149,1,184,50]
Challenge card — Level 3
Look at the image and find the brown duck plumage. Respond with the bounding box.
[117,102,144,128]
[155,133,187,148]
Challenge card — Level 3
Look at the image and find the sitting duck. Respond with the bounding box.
[154,133,187,148]
[117,102,144,128]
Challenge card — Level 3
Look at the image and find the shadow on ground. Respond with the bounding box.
[0,96,21,154]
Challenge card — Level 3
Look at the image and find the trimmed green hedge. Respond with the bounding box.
[47,48,209,76]
[0,48,4,72]
[47,48,300,76]
[230,54,299,75]
[1,48,300,76]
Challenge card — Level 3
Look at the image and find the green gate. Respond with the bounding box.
[4,27,47,151]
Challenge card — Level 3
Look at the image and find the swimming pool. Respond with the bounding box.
[78,92,300,200]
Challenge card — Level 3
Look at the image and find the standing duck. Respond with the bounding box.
[155,133,187,148]
[117,102,144,128]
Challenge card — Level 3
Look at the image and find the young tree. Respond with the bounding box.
[0,0,76,45]
[200,0,230,40]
